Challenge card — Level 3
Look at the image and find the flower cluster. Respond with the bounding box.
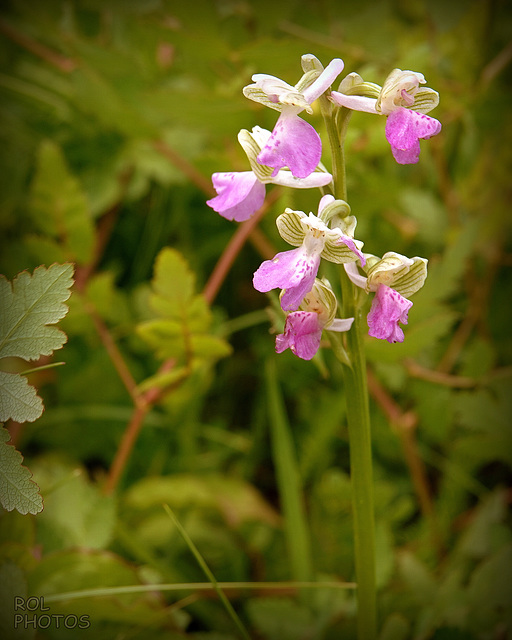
[207,55,438,360]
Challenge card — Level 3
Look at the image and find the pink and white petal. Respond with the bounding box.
[251,74,295,102]
[276,311,323,360]
[318,194,335,214]
[271,169,333,189]
[330,91,378,113]
[367,285,413,343]
[302,58,344,103]
[257,110,322,179]
[336,235,366,266]
[207,171,266,221]
[344,262,368,289]
[326,317,354,333]
[279,265,318,311]
[253,247,320,311]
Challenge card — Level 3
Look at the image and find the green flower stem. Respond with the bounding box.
[320,95,377,638]
[340,276,377,639]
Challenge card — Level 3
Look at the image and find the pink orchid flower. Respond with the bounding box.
[331,69,441,164]
[244,59,344,178]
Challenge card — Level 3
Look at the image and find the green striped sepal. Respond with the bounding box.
[337,72,382,99]
[237,127,274,182]
[366,251,428,297]
[277,209,364,264]
[411,88,440,114]
[298,278,338,328]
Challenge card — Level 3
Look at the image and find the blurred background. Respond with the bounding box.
[0,0,511,638]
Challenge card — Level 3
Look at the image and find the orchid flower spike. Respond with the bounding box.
[276,278,354,360]
[207,127,332,221]
[331,68,441,164]
[243,57,344,178]
[345,251,428,343]
[253,194,365,311]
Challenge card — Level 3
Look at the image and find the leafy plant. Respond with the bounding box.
[0,264,74,514]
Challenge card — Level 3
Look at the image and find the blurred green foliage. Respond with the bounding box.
[0,0,511,638]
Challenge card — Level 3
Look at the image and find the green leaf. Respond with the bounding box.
[137,248,231,363]
[29,140,95,265]
[30,458,116,552]
[0,426,43,515]
[0,372,43,423]
[0,263,74,361]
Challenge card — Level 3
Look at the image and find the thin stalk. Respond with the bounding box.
[163,504,252,640]
[340,277,377,639]
[320,94,377,638]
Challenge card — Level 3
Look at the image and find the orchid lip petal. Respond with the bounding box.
[275,311,323,360]
[253,247,321,311]
[207,171,265,221]
[385,107,442,164]
[257,110,322,179]
[367,284,413,343]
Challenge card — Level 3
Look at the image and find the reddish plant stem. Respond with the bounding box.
[203,188,281,304]
[103,360,175,495]
[366,367,442,554]
[153,139,215,196]
[104,190,280,495]
[86,304,140,405]
[0,18,76,72]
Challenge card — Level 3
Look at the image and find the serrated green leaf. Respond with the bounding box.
[137,248,231,364]
[0,426,43,515]
[29,140,95,264]
[152,248,195,308]
[0,264,74,361]
[136,319,185,360]
[0,372,43,423]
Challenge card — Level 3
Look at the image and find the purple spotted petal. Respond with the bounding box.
[253,247,320,311]
[207,171,266,221]
[257,110,321,179]
[367,284,413,344]
[385,107,442,165]
[275,311,323,360]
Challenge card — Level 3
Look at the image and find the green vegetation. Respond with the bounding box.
[0,1,511,638]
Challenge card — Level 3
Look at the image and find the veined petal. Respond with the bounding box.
[367,284,413,343]
[207,171,266,221]
[302,58,344,103]
[385,107,442,165]
[257,110,322,179]
[320,236,364,265]
[330,91,378,113]
[253,247,320,311]
[275,311,323,360]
